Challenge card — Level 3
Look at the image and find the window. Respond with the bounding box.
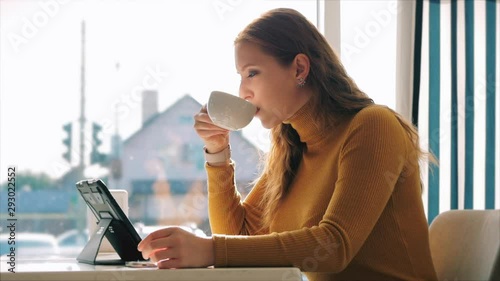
[0,0,399,261]
[340,0,398,109]
[0,0,317,259]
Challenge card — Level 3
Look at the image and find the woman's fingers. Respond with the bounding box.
[157,258,183,269]
[200,103,208,113]
[139,237,171,260]
[138,228,173,249]
[137,226,214,268]
[194,111,211,123]
[194,105,230,132]
[195,122,228,133]
[194,106,230,151]
[149,246,180,263]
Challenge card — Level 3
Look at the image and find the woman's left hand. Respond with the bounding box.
[137,226,215,269]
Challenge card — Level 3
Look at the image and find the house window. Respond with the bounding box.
[182,144,190,163]
[179,115,192,125]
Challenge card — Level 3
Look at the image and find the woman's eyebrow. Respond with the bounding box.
[237,63,257,74]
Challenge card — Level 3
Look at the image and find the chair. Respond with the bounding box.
[429,209,500,281]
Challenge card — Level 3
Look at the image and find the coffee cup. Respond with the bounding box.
[207,91,257,131]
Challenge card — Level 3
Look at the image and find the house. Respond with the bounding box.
[117,90,262,231]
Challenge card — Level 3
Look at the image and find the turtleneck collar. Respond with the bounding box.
[283,98,328,145]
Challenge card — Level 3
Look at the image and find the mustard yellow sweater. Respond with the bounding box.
[206,102,437,281]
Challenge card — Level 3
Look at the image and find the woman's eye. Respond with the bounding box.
[247,70,258,78]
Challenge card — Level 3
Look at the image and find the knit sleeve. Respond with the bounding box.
[206,162,268,236]
[212,107,410,272]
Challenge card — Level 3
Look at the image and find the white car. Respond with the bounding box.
[56,229,88,258]
[0,232,60,259]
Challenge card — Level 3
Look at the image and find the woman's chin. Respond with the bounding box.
[259,117,281,129]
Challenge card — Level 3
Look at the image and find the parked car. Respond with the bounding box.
[0,232,60,259]
[134,222,207,238]
[56,229,88,258]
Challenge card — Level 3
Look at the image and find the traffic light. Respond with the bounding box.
[91,122,106,165]
[62,122,72,163]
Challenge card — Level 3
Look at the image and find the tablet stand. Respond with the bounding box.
[75,179,145,266]
[77,218,123,265]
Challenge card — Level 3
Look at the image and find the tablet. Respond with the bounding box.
[76,178,146,264]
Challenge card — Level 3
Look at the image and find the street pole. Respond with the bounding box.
[77,20,87,232]
[79,20,86,176]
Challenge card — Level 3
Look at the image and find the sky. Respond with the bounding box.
[0,0,396,180]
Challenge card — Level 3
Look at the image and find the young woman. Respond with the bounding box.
[138,8,437,280]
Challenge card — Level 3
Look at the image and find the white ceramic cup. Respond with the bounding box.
[207,91,257,131]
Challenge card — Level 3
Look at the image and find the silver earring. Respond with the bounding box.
[297,77,306,87]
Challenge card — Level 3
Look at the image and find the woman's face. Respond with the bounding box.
[235,42,308,129]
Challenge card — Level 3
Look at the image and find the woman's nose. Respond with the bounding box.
[239,84,253,100]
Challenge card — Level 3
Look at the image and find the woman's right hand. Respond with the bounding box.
[193,104,230,153]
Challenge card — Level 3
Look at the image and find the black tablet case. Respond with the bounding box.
[75,178,146,265]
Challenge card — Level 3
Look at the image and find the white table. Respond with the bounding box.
[0,257,302,281]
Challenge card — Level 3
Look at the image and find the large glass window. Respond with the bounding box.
[0,0,398,261]
[340,0,397,109]
[0,0,317,259]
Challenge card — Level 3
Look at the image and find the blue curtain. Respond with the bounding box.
[485,0,497,210]
[413,0,498,223]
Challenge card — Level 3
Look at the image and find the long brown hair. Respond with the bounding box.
[235,8,428,228]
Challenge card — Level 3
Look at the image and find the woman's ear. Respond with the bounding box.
[294,53,310,80]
